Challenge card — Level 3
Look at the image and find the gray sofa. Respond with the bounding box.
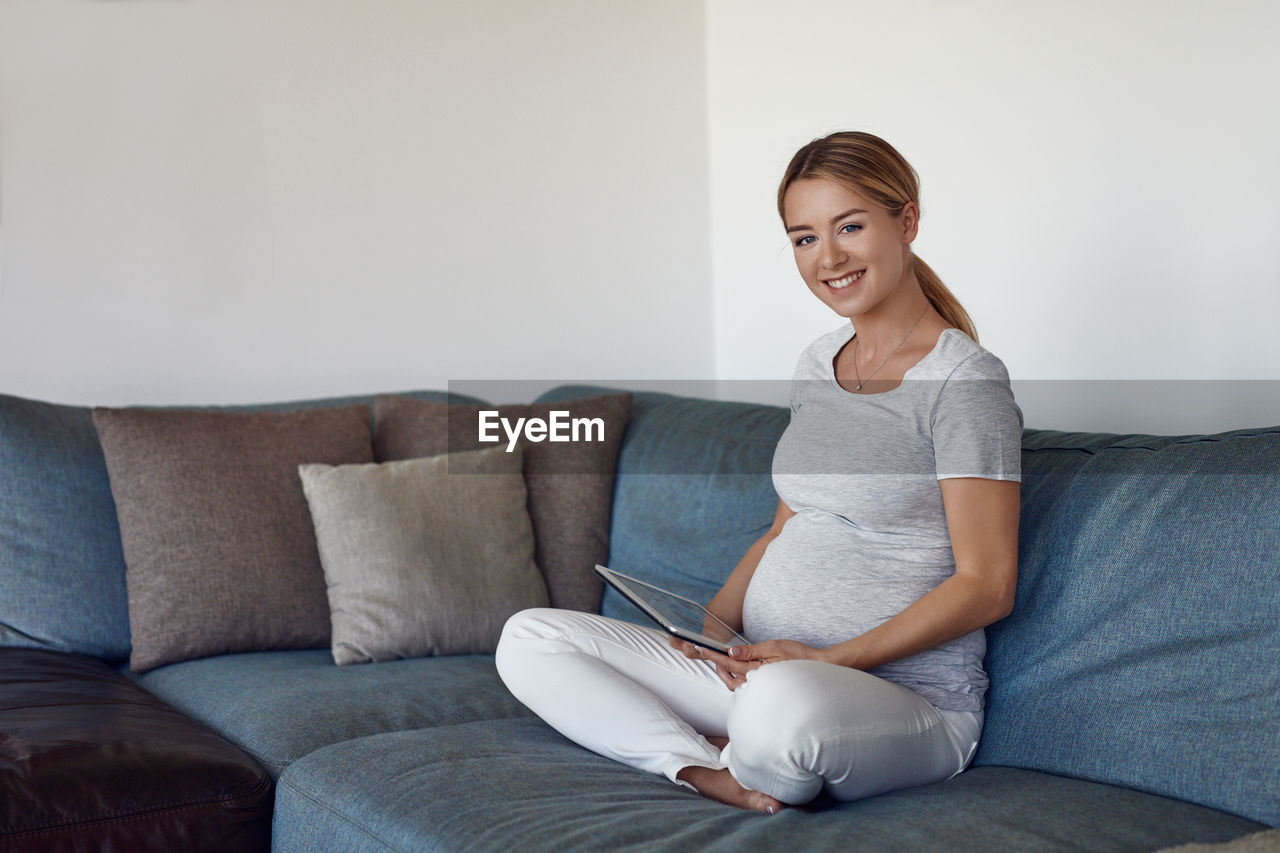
[1,383,1277,851]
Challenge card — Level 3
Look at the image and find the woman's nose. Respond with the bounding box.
[821,241,847,270]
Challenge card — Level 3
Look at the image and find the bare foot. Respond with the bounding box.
[677,765,784,814]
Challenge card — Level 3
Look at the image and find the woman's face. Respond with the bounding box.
[782,178,918,320]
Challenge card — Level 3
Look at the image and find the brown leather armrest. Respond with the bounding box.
[1,648,271,852]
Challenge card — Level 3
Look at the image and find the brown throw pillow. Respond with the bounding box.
[373,393,631,613]
[92,406,374,671]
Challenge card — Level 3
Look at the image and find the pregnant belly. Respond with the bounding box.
[741,518,953,648]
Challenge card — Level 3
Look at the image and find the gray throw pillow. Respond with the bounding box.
[298,447,548,664]
[372,393,631,614]
[92,405,374,672]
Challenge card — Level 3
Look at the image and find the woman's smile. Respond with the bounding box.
[824,269,866,291]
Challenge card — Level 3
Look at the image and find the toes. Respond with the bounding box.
[747,791,783,815]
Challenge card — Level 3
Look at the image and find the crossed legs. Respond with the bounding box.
[495,608,979,808]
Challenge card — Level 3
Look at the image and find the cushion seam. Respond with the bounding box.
[276,775,400,852]
[0,772,271,838]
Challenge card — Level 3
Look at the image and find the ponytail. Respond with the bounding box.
[913,255,978,343]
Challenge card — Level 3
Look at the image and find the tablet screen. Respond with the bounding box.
[595,565,747,653]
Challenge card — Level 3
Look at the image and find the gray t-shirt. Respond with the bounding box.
[741,324,1023,712]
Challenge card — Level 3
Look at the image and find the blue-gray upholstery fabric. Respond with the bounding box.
[537,386,789,622]
[977,426,1280,827]
[128,650,532,777]
[542,387,1280,828]
[0,394,131,660]
[271,717,1265,853]
[0,390,480,663]
[15,378,1275,839]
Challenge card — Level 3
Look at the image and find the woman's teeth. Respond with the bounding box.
[826,270,865,290]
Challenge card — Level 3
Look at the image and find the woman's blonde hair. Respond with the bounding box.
[777,131,977,343]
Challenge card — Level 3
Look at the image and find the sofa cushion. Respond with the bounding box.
[374,392,632,613]
[299,448,547,664]
[536,387,789,622]
[128,649,533,777]
[0,394,132,660]
[269,717,1266,853]
[0,389,481,663]
[0,648,272,852]
[977,425,1280,827]
[94,405,376,671]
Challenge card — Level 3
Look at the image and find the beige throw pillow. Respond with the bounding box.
[298,446,548,665]
[372,393,631,614]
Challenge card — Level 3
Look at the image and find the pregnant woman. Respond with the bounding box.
[496,130,1023,813]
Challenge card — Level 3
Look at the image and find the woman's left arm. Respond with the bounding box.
[818,476,1019,670]
[703,477,1019,675]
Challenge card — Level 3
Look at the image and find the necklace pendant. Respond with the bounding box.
[855,383,863,391]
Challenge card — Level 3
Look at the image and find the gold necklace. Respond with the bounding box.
[852,305,929,391]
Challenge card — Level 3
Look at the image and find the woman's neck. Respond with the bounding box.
[850,292,934,361]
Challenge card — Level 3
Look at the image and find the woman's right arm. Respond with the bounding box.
[706,498,795,632]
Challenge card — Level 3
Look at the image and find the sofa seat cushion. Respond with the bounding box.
[270,718,1266,853]
[0,648,272,852]
[129,649,533,777]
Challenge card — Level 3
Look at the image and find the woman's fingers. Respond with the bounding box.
[717,662,765,691]
[711,653,757,681]
[677,642,734,668]
[668,637,703,660]
[716,663,754,691]
[729,639,818,664]
[695,646,760,679]
[697,646,735,666]
[668,638,758,689]
[733,640,783,660]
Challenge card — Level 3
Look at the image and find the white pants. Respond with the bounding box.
[495,608,983,805]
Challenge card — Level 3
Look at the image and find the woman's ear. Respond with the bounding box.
[900,202,920,244]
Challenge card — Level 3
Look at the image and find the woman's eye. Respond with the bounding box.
[840,223,863,234]
[794,235,816,247]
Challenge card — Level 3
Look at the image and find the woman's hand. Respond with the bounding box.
[668,637,826,691]
[669,638,746,690]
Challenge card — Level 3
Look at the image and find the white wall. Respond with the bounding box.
[0,0,712,406]
[3,1,1278,432]
[707,0,1280,432]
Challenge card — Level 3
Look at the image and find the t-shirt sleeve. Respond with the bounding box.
[789,358,804,415]
[930,351,1023,481]
[788,338,820,415]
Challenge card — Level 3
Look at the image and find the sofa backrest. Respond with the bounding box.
[536,387,789,622]
[0,395,132,660]
[0,390,479,663]
[975,425,1280,827]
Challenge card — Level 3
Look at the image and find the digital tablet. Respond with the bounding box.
[594,564,747,654]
